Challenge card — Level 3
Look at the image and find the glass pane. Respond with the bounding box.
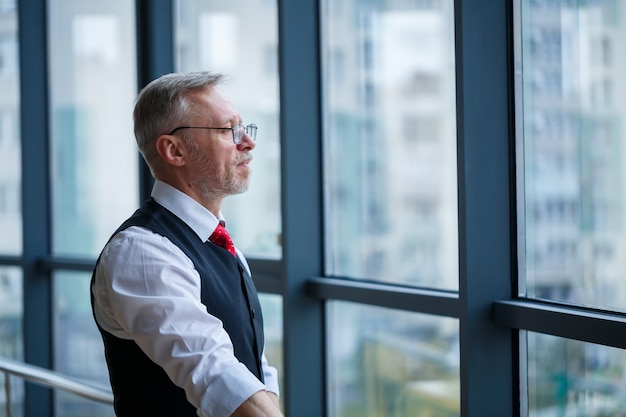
[0,267,24,417]
[519,1,626,310]
[174,0,281,259]
[48,0,138,257]
[54,271,114,417]
[527,332,626,415]
[258,293,283,408]
[328,301,459,417]
[322,0,458,289]
[0,0,21,255]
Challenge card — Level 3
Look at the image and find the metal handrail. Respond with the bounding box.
[0,357,113,416]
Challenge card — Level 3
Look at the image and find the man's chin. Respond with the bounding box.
[231,181,250,195]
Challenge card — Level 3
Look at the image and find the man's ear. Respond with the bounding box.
[156,134,186,167]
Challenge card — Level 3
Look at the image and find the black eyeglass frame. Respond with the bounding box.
[167,123,257,145]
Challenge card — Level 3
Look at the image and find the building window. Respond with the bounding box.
[518,0,626,413]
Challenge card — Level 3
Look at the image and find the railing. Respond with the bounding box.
[0,357,113,417]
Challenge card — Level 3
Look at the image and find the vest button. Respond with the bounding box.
[251,308,256,318]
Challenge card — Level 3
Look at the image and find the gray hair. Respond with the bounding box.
[133,71,224,173]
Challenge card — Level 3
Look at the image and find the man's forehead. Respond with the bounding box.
[189,87,239,122]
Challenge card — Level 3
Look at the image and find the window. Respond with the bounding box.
[322,0,459,415]
[0,4,20,255]
[518,0,626,414]
[48,2,139,258]
[322,0,458,290]
[328,302,459,416]
[527,332,626,413]
[6,1,626,416]
[0,34,18,75]
[519,0,626,313]
[0,267,23,415]
[0,12,22,416]
[54,271,112,417]
[47,0,137,415]
[174,0,282,260]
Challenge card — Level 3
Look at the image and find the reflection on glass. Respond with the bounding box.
[54,271,113,417]
[48,0,138,258]
[174,0,281,259]
[0,267,24,416]
[322,0,458,289]
[519,1,626,311]
[328,301,459,417]
[527,332,626,415]
[0,1,21,255]
[258,293,283,407]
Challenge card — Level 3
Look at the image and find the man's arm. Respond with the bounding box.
[231,391,284,417]
[267,391,281,411]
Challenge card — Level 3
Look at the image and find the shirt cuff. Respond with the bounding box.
[263,365,280,397]
[199,362,266,417]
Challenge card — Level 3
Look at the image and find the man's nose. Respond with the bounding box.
[237,131,256,150]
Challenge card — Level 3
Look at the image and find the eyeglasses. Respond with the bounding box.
[167,123,257,145]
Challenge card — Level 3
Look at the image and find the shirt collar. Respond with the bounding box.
[151,179,223,242]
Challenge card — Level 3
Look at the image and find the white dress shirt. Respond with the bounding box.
[92,180,279,417]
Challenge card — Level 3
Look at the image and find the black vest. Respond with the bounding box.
[91,198,265,417]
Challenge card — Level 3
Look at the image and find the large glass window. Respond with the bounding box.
[54,271,113,417]
[327,302,459,417]
[322,0,458,290]
[518,0,626,414]
[47,1,137,415]
[174,0,282,260]
[527,332,626,415]
[0,267,23,416]
[0,2,23,412]
[519,0,626,312]
[258,293,283,407]
[48,0,138,258]
[0,0,20,254]
[322,2,459,414]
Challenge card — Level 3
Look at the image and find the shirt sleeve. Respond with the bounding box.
[92,227,266,417]
[261,352,280,396]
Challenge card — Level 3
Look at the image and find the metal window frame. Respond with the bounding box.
[18,0,53,415]
[277,0,325,415]
[455,1,517,415]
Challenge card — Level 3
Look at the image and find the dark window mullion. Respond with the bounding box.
[0,255,22,267]
[494,299,626,349]
[456,1,517,416]
[307,277,459,317]
[19,0,54,416]
[278,0,325,415]
[247,259,282,294]
[135,0,174,201]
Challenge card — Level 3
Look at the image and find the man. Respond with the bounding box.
[91,71,283,417]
